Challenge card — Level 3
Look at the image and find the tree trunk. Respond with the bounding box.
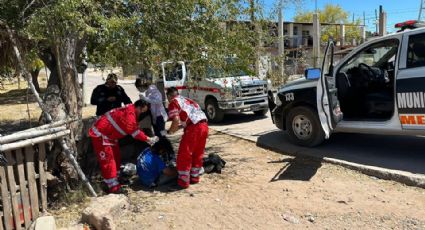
[38,37,85,184]
[31,68,41,92]
[2,21,96,195]
[39,48,61,87]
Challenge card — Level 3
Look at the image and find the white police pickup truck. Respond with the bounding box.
[270,20,425,146]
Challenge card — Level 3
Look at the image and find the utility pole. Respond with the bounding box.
[361,11,366,43]
[278,0,285,77]
[249,0,260,77]
[375,9,378,34]
[313,13,321,68]
[379,5,387,36]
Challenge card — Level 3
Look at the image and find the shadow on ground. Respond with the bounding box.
[257,131,425,175]
[0,88,44,105]
[269,156,323,182]
[210,113,268,126]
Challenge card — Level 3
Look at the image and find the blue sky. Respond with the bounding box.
[263,0,420,32]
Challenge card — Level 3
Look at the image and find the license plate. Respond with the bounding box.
[250,104,260,111]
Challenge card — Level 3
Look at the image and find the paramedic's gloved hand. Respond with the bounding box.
[147,136,159,146]
[160,130,167,137]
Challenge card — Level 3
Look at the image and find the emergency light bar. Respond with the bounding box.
[395,20,425,31]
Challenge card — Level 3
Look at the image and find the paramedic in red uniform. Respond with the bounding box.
[166,87,208,189]
[89,99,159,193]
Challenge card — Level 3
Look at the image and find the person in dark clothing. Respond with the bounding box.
[136,137,177,187]
[90,73,132,116]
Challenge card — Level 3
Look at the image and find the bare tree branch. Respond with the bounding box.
[20,0,37,19]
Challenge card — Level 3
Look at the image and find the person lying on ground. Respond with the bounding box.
[136,137,177,188]
[89,99,159,194]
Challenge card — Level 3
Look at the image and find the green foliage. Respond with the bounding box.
[88,0,259,77]
[294,3,362,42]
[1,0,276,82]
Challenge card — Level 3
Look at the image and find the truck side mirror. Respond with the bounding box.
[305,68,321,80]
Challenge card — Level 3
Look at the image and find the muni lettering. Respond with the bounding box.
[397,92,425,109]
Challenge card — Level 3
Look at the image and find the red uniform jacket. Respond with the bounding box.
[168,95,207,127]
[89,104,148,142]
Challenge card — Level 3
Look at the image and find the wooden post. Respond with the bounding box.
[339,24,345,47]
[24,146,39,220]
[4,151,21,230]
[38,143,48,211]
[312,13,321,68]
[0,165,13,230]
[15,149,31,228]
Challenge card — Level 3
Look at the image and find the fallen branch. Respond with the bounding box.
[2,20,97,197]
[0,126,67,144]
[0,130,70,152]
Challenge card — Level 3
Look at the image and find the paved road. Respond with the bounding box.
[84,71,141,103]
[209,112,425,176]
[85,72,425,176]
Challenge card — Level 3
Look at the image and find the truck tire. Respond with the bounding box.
[285,106,325,147]
[205,98,224,123]
[253,109,268,116]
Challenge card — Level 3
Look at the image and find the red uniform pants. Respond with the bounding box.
[91,136,121,188]
[177,122,208,188]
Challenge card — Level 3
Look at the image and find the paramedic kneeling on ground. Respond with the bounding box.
[166,87,209,189]
[89,100,159,194]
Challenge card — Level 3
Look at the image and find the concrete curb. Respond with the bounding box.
[212,128,425,189]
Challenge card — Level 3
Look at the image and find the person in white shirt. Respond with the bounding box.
[135,77,168,137]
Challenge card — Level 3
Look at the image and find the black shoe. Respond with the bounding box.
[108,185,129,195]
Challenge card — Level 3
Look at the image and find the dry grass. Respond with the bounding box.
[0,76,98,133]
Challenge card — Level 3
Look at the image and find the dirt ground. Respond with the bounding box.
[54,131,425,230]
[0,77,96,133]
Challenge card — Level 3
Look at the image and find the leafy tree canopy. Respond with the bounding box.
[294,3,362,42]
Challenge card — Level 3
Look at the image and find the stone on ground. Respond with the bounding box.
[31,216,57,230]
[81,194,130,230]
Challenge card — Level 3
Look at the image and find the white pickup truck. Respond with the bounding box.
[154,61,270,122]
[270,20,425,146]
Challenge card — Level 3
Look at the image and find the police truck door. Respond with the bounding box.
[396,31,425,130]
[317,41,343,138]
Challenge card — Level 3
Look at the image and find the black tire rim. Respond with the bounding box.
[207,103,216,119]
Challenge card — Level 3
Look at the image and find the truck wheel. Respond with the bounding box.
[285,106,325,147]
[205,99,224,123]
[253,109,268,116]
